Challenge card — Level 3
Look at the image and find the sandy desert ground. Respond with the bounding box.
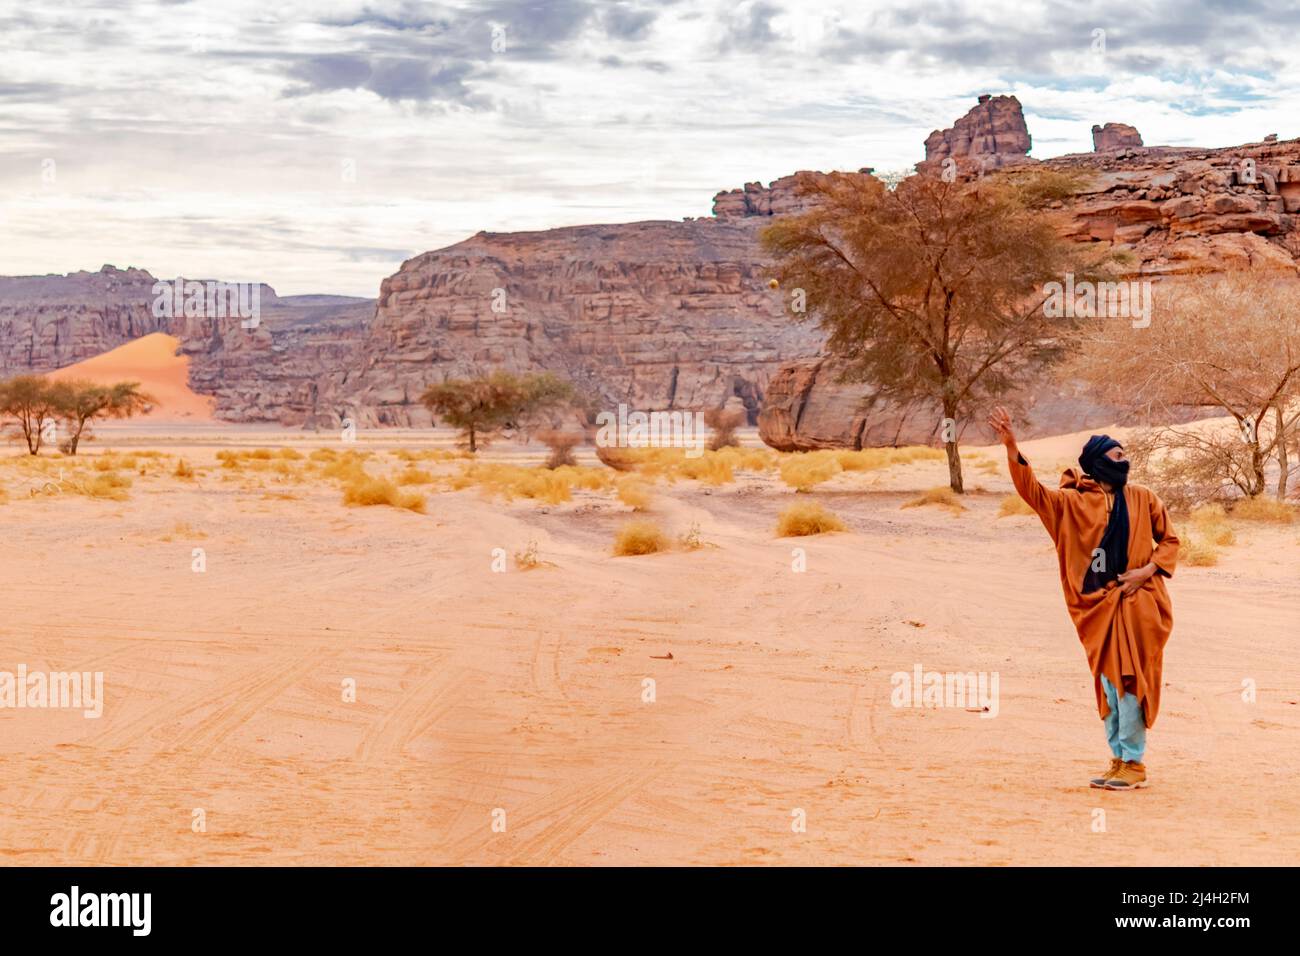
[2,414,1298,867]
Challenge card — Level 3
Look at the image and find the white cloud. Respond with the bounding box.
[1,0,1298,295]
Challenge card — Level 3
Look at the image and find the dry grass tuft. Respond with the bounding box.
[615,477,653,511]
[454,463,612,504]
[678,521,710,550]
[1188,503,1235,546]
[997,494,1034,517]
[902,486,966,513]
[613,520,669,556]
[514,541,546,570]
[72,471,133,501]
[395,467,436,486]
[779,455,841,492]
[775,501,846,537]
[342,474,426,513]
[173,458,195,479]
[1179,536,1220,567]
[1231,496,1295,523]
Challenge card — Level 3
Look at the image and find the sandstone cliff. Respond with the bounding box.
[0,266,374,425]
[338,220,823,427]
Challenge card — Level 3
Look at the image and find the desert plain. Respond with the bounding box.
[1,340,1297,866]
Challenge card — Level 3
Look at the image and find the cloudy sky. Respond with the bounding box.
[2,0,1299,296]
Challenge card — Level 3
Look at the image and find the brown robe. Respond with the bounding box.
[1009,453,1179,728]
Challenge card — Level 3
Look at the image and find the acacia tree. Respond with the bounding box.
[0,375,63,455]
[1066,273,1300,501]
[420,371,573,452]
[761,169,1108,492]
[54,380,154,454]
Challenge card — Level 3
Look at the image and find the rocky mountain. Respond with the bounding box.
[5,94,1299,441]
[759,98,1300,450]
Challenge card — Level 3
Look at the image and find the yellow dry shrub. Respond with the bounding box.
[396,467,436,486]
[71,471,133,501]
[615,478,653,510]
[454,463,611,503]
[902,487,966,513]
[392,448,467,462]
[608,446,764,483]
[1179,536,1219,567]
[342,474,425,513]
[1232,496,1295,523]
[613,520,669,555]
[679,454,734,485]
[832,446,945,472]
[310,448,338,462]
[174,458,195,479]
[1189,504,1235,546]
[779,453,841,492]
[775,501,845,536]
[997,494,1034,517]
[322,453,369,482]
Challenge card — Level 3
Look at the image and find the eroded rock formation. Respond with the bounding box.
[1092,123,1143,151]
[918,94,1034,175]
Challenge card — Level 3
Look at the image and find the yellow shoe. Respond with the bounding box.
[1104,760,1148,790]
[1089,757,1124,788]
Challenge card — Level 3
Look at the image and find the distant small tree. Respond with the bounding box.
[704,407,745,450]
[420,371,574,452]
[0,375,62,455]
[537,429,582,468]
[53,380,154,454]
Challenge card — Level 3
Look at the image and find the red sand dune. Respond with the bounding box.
[47,332,215,422]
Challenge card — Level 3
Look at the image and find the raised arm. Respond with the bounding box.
[987,405,1063,535]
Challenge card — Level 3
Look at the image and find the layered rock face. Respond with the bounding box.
[757,359,1203,451]
[1092,123,1143,151]
[0,266,374,424]
[919,94,1033,174]
[0,267,169,374]
[761,104,1300,451]
[339,220,823,427]
[712,172,832,218]
[1045,139,1300,274]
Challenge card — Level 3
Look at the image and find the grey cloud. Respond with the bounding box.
[720,1,781,52]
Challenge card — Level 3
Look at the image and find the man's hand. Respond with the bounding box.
[987,405,1018,455]
[1117,562,1156,596]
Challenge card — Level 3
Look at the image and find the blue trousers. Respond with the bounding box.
[1101,673,1146,762]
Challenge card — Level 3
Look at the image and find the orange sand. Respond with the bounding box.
[47,333,216,422]
[0,429,1296,865]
